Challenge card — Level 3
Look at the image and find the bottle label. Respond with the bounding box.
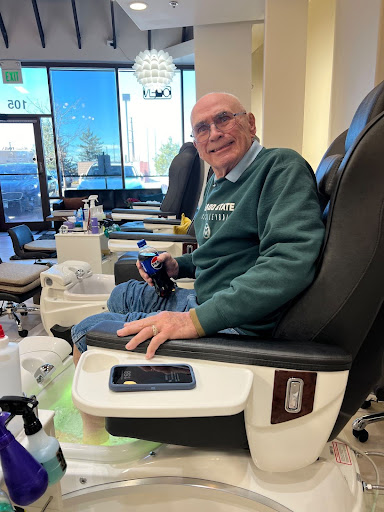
[150,256,162,270]
[56,447,67,472]
[41,448,67,485]
[140,254,162,276]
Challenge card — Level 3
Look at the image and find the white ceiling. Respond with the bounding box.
[117,0,265,31]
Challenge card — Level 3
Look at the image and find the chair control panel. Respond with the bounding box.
[285,377,304,413]
[271,370,317,424]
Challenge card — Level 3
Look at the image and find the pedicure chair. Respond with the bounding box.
[69,80,384,511]
[10,80,384,512]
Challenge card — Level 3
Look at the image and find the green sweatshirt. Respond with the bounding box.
[176,147,325,337]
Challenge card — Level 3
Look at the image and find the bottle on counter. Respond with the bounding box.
[0,325,22,398]
[0,411,48,506]
[0,396,66,487]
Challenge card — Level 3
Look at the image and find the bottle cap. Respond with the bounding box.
[23,412,42,436]
[0,324,9,348]
[137,239,146,248]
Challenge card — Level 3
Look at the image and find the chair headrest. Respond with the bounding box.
[179,142,196,153]
[316,154,344,215]
[345,80,384,152]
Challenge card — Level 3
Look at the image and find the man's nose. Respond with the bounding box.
[208,122,223,141]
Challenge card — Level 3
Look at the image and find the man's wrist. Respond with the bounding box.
[189,308,205,337]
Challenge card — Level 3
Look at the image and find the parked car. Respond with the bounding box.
[78,163,144,190]
[0,163,41,213]
[0,162,59,201]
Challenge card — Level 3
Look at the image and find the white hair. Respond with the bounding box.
[191,92,246,124]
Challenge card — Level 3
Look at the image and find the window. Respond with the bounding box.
[0,66,196,195]
[118,70,184,190]
[0,68,51,115]
[183,70,196,142]
[50,68,121,191]
[40,117,59,197]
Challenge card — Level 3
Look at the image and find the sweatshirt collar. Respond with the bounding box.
[214,139,264,184]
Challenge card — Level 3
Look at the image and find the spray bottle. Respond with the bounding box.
[88,195,100,234]
[82,198,90,231]
[0,410,48,506]
[88,195,98,219]
[0,396,67,487]
[0,325,22,398]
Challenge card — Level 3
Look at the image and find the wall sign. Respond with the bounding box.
[143,86,172,100]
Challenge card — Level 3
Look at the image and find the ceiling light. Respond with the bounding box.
[133,49,176,90]
[129,2,148,11]
[169,1,179,7]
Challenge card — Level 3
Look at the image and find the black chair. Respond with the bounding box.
[112,142,204,230]
[82,81,384,467]
[8,225,56,260]
[0,258,49,337]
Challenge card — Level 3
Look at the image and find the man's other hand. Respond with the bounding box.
[117,311,198,359]
[136,252,179,287]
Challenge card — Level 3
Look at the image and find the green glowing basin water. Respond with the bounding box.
[37,363,141,449]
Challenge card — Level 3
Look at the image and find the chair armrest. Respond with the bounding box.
[112,208,176,217]
[52,199,65,210]
[86,321,351,372]
[133,201,161,206]
[130,201,161,208]
[109,231,197,244]
[143,218,182,226]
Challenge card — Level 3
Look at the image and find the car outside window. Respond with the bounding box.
[78,163,143,190]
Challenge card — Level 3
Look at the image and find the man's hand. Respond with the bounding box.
[117,311,198,359]
[136,252,179,287]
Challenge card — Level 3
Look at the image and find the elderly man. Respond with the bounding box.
[71,92,325,363]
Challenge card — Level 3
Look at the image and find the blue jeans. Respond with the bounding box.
[71,280,199,353]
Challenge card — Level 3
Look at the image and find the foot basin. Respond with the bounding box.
[64,274,115,301]
[63,479,293,512]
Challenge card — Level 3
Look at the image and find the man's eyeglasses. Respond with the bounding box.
[191,111,247,143]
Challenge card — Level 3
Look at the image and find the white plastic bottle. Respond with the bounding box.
[82,198,90,231]
[0,325,22,397]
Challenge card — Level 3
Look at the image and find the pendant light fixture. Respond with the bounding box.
[132,30,176,90]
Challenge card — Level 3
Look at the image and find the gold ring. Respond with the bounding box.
[152,325,159,336]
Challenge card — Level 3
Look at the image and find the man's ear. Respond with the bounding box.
[248,113,257,138]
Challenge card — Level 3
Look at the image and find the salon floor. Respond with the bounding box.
[1,230,384,511]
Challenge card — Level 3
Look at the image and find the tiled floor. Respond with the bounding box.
[1,230,384,511]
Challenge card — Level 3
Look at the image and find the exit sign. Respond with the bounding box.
[0,61,23,84]
[2,70,22,84]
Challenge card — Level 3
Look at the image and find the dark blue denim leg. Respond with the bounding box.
[72,280,197,353]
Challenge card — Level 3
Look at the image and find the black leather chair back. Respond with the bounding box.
[160,142,203,219]
[274,80,384,436]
